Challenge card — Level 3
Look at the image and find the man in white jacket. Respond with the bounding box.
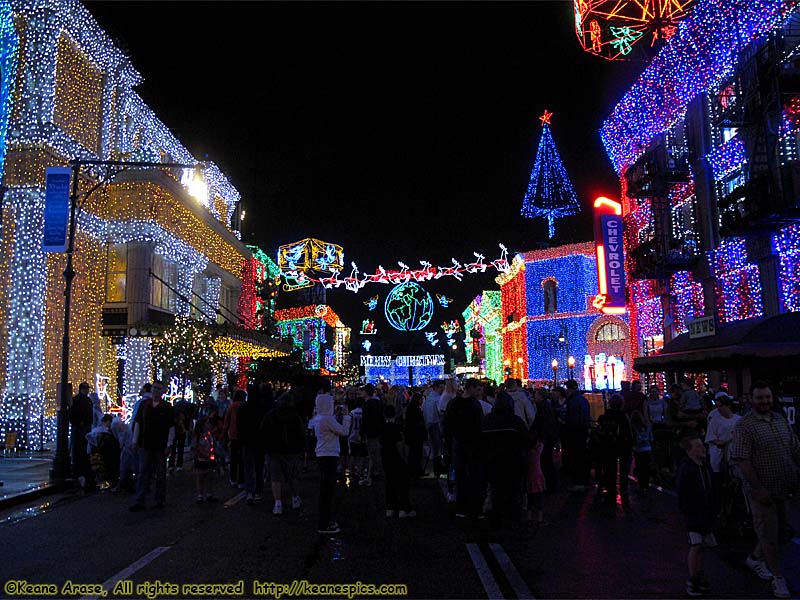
[313,380,351,534]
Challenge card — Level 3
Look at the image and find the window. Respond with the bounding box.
[595,322,627,342]
[105,244,127,302]
[542,279,557,314]
[151,254,177,312]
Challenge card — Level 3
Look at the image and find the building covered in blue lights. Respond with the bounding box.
[497,243,630,389]
[602,0,800,398]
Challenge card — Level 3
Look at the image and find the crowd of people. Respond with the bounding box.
[65,374,799,598]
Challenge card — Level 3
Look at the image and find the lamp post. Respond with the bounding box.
[558,324,570,376]
[51,158,202,482]
[568,355,575,382]
[551,358,559,388]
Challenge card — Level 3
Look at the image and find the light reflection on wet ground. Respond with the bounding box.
[0,494,79,526]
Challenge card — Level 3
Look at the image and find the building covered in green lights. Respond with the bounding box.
[463,291,504,384]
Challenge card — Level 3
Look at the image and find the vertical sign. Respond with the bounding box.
[42,167,72,252]
[592,196,627,315]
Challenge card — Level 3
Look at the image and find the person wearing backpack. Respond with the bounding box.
[593,393,634,506]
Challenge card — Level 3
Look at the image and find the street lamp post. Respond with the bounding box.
[551,358,559,388]
[568,355,575,382]
[558,324,570,379]
[51,158,200,482]
[516,356,524,380]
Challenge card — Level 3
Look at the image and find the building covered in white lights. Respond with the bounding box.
[0,0,286,449]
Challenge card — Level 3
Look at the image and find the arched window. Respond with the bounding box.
[542,279,557,314]
[595,322,627,342]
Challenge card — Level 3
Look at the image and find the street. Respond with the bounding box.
[0,459,780,600]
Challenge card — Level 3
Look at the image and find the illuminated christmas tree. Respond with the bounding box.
[520,110,581,238]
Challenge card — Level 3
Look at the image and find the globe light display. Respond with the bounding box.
[384,282,434,332]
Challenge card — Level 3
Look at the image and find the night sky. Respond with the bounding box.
[86,1,645,352]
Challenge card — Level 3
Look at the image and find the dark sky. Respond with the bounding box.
[86,1,645,351]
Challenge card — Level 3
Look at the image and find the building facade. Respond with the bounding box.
[496,243,631,387]
[462,291,503,385]
[601,0,800,396]
[0,0,263,448]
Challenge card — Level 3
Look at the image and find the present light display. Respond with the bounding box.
[520,112,580,238]
[0,0,248,449]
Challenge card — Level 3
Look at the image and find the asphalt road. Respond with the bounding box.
[0,459,781,599]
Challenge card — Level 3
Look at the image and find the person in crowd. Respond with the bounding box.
[623,380,647,415]
[677,435,718,597]
[730,381,799,599]
[238,385,267,505]
[630,410,653,494]
[223,389,246,488]
[69,382,94,490]
[130,380,174,511]
[476,384,494,416]
[704,392,740,494]
[381,404,415,518]
[422,380,445,478]
[334,389,351,485]
[563,379,591,492]
[532,387,559,494]
[360,383,384,486]
[168,394,191,474]
[313,379,351,534]
[438,378,459,419]
[262,391,307,514]
[593,393,634,506]
[216,386,230,419]
[527,414,547,527]
[86,414,120,490]
[192,414,219,504]
[481,391,528,527]
[347,392,366,483]
[89,391,104,429]
[404,392,427,478]
[680,378,707,421]
[444,378,486,519]
[110,416,135,492]
[644,386,669,425]
[505,377,536,429]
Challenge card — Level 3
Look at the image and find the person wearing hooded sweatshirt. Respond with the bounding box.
[313,379,351,534]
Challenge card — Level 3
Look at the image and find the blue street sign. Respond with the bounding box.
[43,166,71,252]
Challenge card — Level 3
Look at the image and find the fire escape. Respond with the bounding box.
[625,132,697,280]
[714,16,800,236]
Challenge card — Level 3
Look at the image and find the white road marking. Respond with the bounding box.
[466,543,503,599]
[224,491,247,508]
[82,546,171,599]
[489,543,535,599]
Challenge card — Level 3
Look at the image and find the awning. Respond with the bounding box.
[634,312,800,373]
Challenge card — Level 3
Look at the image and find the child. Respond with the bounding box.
[526,422,547,526]
[193,415,219,504]
[630,410,653,493]
[676,435,719,597]
[380,405,415,518]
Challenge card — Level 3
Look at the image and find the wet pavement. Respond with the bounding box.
[0,457,793,599]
